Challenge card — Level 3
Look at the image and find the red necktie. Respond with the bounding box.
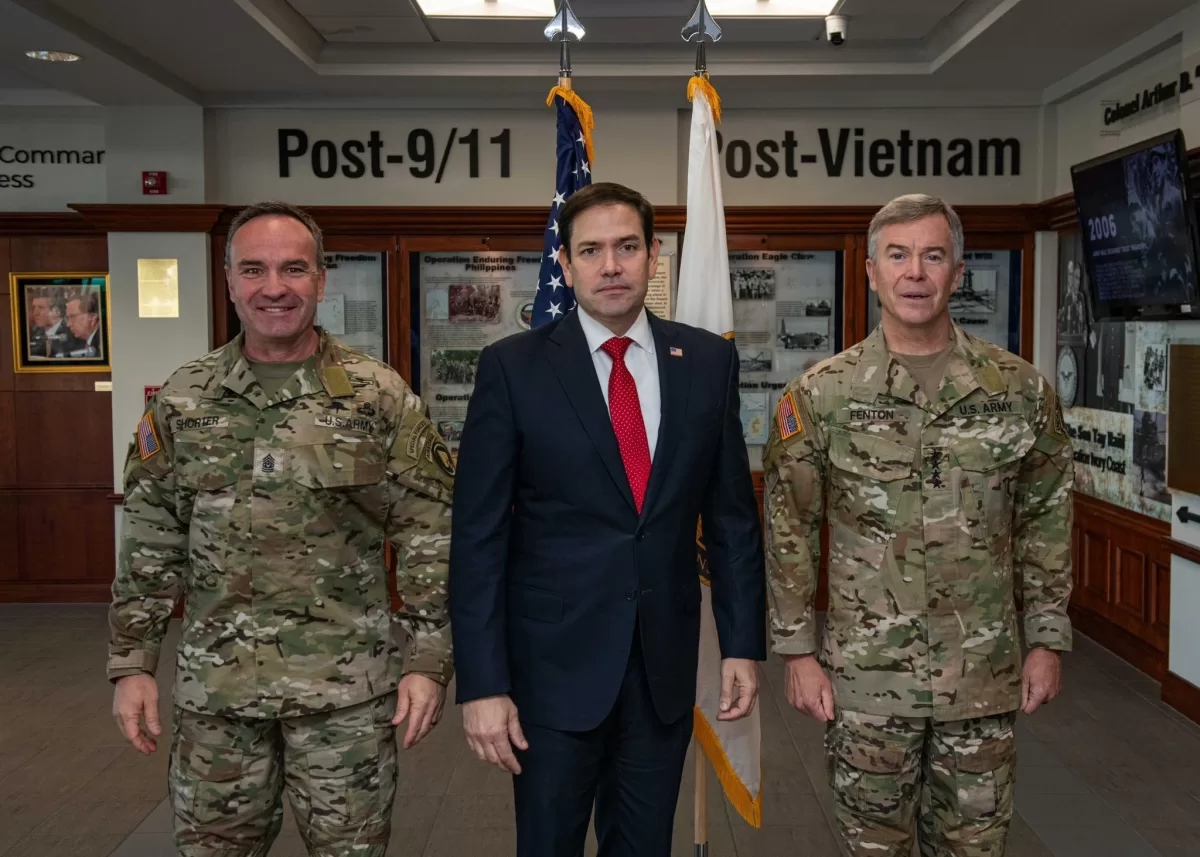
[601,336,652,513]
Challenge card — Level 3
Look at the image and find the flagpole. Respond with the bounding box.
[681,4,722,854]
[694,748,709,857]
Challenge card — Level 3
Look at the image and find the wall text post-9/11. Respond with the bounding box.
[714,128,1021,179]
[277,128,511,183]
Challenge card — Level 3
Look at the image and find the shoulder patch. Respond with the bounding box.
[136,412,161,460]
[776,390,803,441]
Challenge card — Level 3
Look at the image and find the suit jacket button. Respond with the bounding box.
[625,589,636,601]
[636,530,646,541]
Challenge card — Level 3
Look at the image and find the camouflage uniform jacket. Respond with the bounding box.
[107,329,455,718]
[764,323,1074,722]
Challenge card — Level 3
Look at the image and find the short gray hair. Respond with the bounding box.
[867,193,963,266]
[225,201,325,271]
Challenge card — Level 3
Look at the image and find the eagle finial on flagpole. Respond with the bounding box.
[681,0,722,78]
[544,0,585,90]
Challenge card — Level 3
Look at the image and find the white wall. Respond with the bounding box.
[0,107,106,210]
[108,232,212,489]
[1052,47,1186,196]
[105,105,206,204]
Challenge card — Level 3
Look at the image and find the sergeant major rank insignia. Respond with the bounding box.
[776,391,803,441]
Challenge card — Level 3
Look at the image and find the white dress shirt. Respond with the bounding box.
[575,305,661,461]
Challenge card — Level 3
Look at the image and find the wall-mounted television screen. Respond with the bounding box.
[1070,129,1200,320]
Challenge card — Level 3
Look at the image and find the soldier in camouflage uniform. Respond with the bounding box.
[765,194,1073,857]
[107,201,455,857]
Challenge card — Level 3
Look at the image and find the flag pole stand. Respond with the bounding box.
[694,743,709,857]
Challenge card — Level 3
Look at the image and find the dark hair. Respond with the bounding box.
[225,201,325,271]
[559,182,655,258]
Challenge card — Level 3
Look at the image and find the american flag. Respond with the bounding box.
[531,91,592,328]
[776,390,801,440]
[136,413,160,460]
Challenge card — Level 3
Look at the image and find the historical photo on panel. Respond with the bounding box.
[1135,321,1169,413]
[449,283,501,323]
[730,268,776,301]
[1133,409,1169,506]
[949,267,997,315]
[1058,258,1091,340]
[431,349,482,385]
[776,317,830,352]
[738,346,773,374]
[804,299,832,317]
[1087,320,1134,414]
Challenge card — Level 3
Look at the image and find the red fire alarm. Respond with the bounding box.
[142,171,168,195]
[144,385,161,404]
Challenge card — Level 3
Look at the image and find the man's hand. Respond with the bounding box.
[463,695,528,774]
[783,654,835,722]
[113,674,161,755]
[1021,648,1062,715]
[718,658,759,721]
[393,674,446,749]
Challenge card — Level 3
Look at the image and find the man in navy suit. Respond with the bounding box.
[448,182,766,857]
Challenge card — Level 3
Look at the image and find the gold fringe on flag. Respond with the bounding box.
[687,74,722,125]
[546,85,596,167]
[693,705,763,828]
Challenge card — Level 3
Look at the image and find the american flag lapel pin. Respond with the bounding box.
[670,347,683,357]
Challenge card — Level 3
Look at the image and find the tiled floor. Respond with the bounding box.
[2,605,1198,857]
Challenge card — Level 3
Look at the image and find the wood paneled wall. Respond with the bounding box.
[1069,492,1172,679]
[0,233,114,602]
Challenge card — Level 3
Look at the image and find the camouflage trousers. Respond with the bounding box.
[168,693,398,857]
[825,708,1017,857]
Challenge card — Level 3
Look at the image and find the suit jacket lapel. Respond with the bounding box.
[640,313,689,521]
[546,310,638,514]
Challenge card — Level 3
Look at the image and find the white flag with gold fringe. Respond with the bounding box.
[676,72,762,829]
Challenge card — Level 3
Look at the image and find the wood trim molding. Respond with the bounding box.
[107,493,123,505]
[0,213,97,236]
[0,582,113,603]
[1041,193,1079,232]
[1074,490,1172,538]
[1068,603,1167,680]
[25,203,1053,237]
[1163,671,1200,726]
[71,204,226,233]
[1166,537,1200,566]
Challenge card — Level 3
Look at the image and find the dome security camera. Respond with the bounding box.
[825,15,847,46]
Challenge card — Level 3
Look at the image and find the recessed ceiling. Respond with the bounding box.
[0,0,1193,107]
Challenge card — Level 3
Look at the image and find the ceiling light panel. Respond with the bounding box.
[25,50,81,62]
[413,0,555,17]
[707,0,839,15]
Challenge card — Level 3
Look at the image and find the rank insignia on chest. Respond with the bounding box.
[262,453,276,474]
[776,391,802,441]
[136,412,160,460]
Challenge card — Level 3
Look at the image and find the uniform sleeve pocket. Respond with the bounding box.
[292,441,386,489]
[828,429,914,482]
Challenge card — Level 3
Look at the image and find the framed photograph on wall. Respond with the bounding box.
[8,272,111,373]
